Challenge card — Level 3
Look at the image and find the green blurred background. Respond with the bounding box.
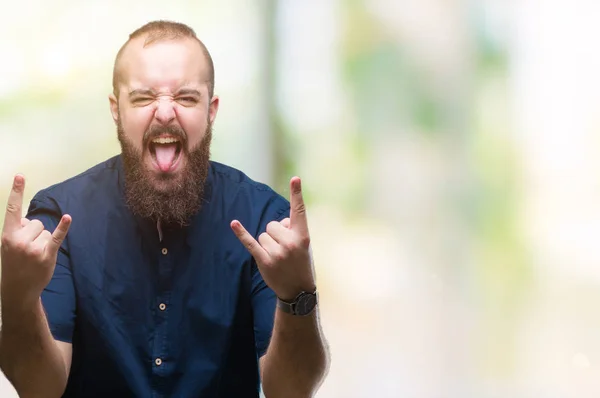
[2,0,600,397]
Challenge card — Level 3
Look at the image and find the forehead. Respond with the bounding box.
[118,37,208,92]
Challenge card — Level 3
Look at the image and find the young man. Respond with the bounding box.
[0,20,329,397]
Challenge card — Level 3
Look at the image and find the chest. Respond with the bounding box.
[64,228,259,397]
[69,223,254,338]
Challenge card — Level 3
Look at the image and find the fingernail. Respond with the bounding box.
[292,177,300,189]
[14,174,24,186]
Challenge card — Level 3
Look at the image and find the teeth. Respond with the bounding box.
[152,137,179,144]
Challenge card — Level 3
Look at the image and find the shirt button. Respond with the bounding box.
[159,303,166,311]
[161,248,168,255]
[155,358,162,366]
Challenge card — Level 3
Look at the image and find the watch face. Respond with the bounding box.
[296,293,317,316]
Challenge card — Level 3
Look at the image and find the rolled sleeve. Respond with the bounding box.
[251,202,290,358]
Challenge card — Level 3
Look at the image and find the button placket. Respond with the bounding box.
[152,237,175,380]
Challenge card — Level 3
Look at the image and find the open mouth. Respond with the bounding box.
[149,136,183,172]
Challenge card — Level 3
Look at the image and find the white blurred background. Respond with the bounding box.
[2,0,600,397]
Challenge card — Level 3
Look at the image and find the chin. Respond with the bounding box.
[143,160,184,189]
[152,168,183,185]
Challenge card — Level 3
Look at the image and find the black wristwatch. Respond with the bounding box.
[277,289,318,316]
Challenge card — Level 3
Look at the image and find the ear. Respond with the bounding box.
[208,95,219,125]
[109,93,119,125]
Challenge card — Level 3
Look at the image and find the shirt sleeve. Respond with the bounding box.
[252,201,290,358]
[26,195,76,344]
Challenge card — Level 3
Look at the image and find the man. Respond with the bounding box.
[0,20,329,398]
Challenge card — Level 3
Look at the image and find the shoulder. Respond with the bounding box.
[209,161,288,205]
[30,155,122,209]
[207,161,290,221]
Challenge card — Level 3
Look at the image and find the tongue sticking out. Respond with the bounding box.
[154,144,178,172]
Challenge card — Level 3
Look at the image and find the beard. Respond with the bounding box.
[117,117,212,226]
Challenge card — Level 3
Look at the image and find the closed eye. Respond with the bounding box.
[131,97,154,106]
[177,97,199,106]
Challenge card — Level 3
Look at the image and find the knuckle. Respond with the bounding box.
[294,203,306,215]
[285,239,299,251]
[31,219,44,229]
[5,203,21,214]
[14,240,28,252]
[300,235,311,248]
[27,246,43,258]
[50,231,62,245]
[258,232,268,244]
[286,236,310,251]
[1,233,11,247]
[261,258,273,268]
[272,252,285,263]
[245,238,257,251]
[52,235,62,246]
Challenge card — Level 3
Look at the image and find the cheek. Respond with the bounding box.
[121,109,154,141]
[177,109,209,147]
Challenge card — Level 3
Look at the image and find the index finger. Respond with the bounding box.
[3,174,25,233]
[289,177,308,235]
[230,220,270,265]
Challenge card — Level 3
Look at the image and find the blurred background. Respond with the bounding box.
[1,0,600,396]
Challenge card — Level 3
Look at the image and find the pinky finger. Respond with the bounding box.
[47,215,72,255]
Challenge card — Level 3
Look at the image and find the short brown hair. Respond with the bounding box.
[112,20,215,98]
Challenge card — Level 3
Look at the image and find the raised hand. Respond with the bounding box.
[231,177,315,301]
[0,175,72,309]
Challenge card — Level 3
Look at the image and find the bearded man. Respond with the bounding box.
[0,20,329,398]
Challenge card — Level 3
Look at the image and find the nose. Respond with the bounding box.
[154,97,176,125]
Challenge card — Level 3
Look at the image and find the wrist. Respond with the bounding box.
[276,284,317,303]
[276,288,318,316]
[1,293,42,322]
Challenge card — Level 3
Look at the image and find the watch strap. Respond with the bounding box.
[276,297,295,314]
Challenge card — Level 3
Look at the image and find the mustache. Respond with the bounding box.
[143,125,188,146]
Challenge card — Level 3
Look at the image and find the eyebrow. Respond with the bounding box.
[127,88,202,97]
[175,89,202,97]
[128,89,155,97]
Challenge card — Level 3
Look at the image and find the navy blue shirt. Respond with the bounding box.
[26,155,290,397]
